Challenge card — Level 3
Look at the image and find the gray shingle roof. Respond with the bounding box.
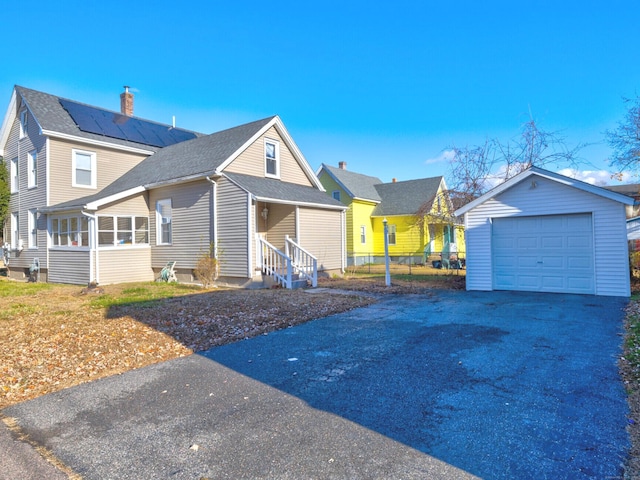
[225,172,344,208]
[44,117,277,211]
[371,177,444,216]
[321,164,382,202]
[16,86,201,152]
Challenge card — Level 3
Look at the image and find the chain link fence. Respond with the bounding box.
[345,251,466,276]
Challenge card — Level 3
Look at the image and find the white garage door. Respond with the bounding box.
[492,213,594,294]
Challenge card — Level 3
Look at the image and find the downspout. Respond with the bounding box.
[341,209,346,273]
[82,211,98,284]
[205,176,218,258]
[247,192,253,278]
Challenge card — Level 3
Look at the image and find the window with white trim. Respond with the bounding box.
[11,213,19,249]
[19,110,27,139]
[11,157,18,193]
[97,215,149,247]
[156,199,172,245]
[28,209,38,248]
[72,149,97,188]
[51,215,89,247]
[388,224,397,245]
[28,150,37,188]
[360,225,366,244]
[332,191,341,201]
[264,139,280,178]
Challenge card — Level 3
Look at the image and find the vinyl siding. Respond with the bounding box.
[98,193,149,215]
[371,215,425,256]
[149,180,212,270]
[98,247,153,284]
[297,207,343,271]
[217,177,250,277]
[48,138,148,205]
[5,106,48,271]
[463,174,630,296]
[350,201,376,255]
[48,249,91,284]
[224,127,313,186]
[264,203,296,250]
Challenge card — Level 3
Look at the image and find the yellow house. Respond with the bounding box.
[317,162,465,266]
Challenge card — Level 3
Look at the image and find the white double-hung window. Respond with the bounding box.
[19,110,28,138]
[11,157,18,193]
[264,139,280,178]
[72,149,96,188]
[156,199,172,245]
[28,150,37,188]
[28,210,38,248]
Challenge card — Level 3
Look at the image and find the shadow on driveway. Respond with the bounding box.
[3,290,630,479]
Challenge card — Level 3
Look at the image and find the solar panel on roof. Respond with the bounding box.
[59,98,197,148]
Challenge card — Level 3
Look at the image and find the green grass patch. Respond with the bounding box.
[89,282,202,309]
[0,280,57,298]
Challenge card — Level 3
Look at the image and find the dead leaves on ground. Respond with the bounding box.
[1,285,373,408]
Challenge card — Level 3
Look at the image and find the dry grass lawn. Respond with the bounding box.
[0,279,379,409]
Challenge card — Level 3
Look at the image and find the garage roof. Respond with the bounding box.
[454,166,634,217]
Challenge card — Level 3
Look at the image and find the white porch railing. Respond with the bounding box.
[257,237,293,288]
[256,235,318,289]
[285,235,318,288]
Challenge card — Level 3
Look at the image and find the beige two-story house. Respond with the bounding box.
[0,86,345,287]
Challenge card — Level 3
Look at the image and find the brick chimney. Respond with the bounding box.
[338,161,347,170]
[392,178,397,183]
[120,86,134,116]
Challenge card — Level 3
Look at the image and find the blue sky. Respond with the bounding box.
[2,0,639,185]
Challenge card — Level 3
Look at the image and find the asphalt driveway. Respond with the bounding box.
[2,290,630,479]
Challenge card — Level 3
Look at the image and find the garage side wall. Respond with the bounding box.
[464,175,630,297]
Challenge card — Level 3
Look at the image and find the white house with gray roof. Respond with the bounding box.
[0,86,346,287]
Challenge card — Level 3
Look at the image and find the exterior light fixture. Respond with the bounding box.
[261,207,269,221]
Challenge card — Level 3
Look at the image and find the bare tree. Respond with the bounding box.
[606,95,640,175]
[445,117,586,205]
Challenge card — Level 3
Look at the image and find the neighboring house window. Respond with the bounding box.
[156,199,172,245]
[360,225,366,244]
[388,224,397,245]
[28,210,38,248]
[72,149,97,188]
[264,139,280,178]
[332,190,341,202]
[11,157,18,193]
[11,213,19,249]
[97,215,149,247]
[19,110,28,138]
[28,150,37,188]
[51,215,89,247]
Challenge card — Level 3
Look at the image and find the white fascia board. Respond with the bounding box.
[351,196,380,204]
[42,130,155,155]
[215,117,279,174]
[454,166,635,217]
[216,116,325,191]
[271,117,325,190]
[0,89,17,157]
[253,195,347,211]
[85,186,146,210]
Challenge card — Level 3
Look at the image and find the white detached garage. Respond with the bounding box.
[455,167,634,297]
